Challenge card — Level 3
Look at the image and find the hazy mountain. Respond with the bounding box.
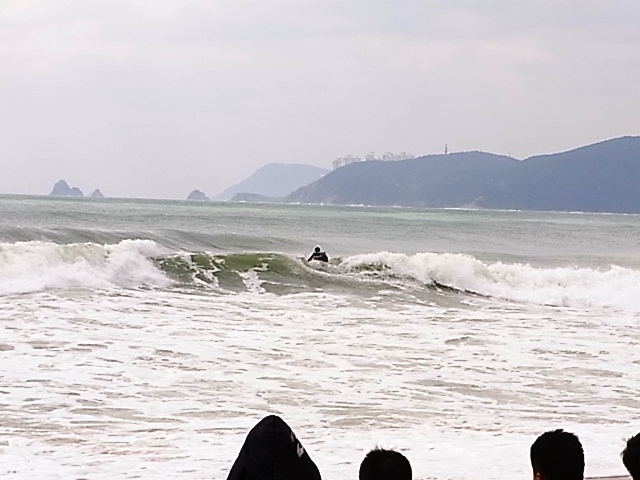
[286,136,640,213]
[215,163,329,201]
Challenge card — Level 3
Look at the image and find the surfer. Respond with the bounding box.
[307,246,328,263]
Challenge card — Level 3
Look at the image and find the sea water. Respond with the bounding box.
[0,195,639,479]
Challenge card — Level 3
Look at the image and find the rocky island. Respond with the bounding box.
[187,189,209,201]
[49,180,84,197]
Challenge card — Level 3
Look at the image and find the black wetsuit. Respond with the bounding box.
[307,251,328,262]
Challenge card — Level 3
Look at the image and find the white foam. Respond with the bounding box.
[340,251,640,311]
[0,286,638,479]
[238,269,267,294]
[0,240,172,295]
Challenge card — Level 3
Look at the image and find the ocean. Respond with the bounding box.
[1,195,639,479]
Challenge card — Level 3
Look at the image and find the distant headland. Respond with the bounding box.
[285,136,640,214]
[186,136,640,214]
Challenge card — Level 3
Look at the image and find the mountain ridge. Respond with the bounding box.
[286,136,640,213]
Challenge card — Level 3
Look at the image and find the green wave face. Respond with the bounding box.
[153,253,315,294]
[151,251,462,306]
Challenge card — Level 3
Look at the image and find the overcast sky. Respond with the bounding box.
[1,0,639,199]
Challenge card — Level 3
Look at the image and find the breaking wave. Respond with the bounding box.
[0,240,171,295]
[339,252,640,310]
[1,240,639,311]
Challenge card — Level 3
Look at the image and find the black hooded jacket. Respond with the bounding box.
[227,415,322,480]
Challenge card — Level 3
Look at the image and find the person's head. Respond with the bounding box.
[622,432,640,480]
[359,448,412,480]
[530,429,584,480]
[314,246,321,253]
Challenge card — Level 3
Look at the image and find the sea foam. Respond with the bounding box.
[0,240,171,295]
[340,251,640,311]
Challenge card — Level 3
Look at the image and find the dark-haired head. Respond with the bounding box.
[359,448,411,480]
[530,429,584,480]
[623,432,640,480]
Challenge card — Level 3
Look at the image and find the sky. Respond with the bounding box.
[1,0,639,199]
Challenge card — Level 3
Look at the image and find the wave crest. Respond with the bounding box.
[340,251,640,310]
[0,240,171,295]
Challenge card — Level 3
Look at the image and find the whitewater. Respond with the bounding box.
[0,195,639,479]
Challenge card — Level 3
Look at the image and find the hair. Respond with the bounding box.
[359,448,412,480]
[530,429,584,480]
[622,432,640,480]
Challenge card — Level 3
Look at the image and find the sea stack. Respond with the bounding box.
[49,180,84,197]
